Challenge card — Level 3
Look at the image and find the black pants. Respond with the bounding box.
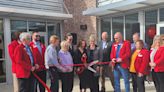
[137,76,145,92]
[59,72,74,92]
[131,73,145,92]
[90,76,99,92]
[48,67,60,92]
[131,73,137,92]
[156,72,164,92]
[152,70,160,92]
[35,70,46,92]
[18,74,36,92]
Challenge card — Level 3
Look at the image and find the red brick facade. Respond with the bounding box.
[63,0,97,43]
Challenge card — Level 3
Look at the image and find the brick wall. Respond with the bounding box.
[63,0,97,44]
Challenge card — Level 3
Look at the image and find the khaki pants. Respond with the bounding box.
[13,73,19,92]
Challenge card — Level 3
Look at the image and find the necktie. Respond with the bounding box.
[116,44,121,58]
[26,46,34,66]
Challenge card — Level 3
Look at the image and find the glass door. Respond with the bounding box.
[157,23,164,35]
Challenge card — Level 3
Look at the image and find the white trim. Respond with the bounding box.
[123,16,125,40]
[139,11,145,41]
[0,7,73,20]
[157,23,164,35]
[3,18,12,85]
[111,18,113,41]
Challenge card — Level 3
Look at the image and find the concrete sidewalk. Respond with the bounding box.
[0,77,155,92]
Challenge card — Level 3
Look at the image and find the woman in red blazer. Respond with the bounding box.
[131,40,150,92]
[153,34,164,92]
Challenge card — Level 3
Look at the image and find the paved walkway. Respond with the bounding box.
[0,77,155,92]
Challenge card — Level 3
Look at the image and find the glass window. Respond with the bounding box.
[11,20,27,41]
[11,20,27,32]
[145,10,157,48]
[101,19,111,41]
[160,8,164,22]
[125,13,138,42]
[0,19,6,83]
[29,21,46,32]
[47,22,61,44]
[112,16,124,40]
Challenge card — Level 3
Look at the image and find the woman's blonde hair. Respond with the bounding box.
[151,35,160,48]
[60,40,70,51]
[160,34,164,46]
[49,35,59,44]
[89,34,96,42]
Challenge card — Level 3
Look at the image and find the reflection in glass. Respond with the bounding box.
[101,19,111,41]
[29,21,46,32]
[145,10,157,48]
[160,8,164,22]
[112,16,124,40]
[0,19,6,83]
[47,22,61,44]
[11,20,27,41]
[125,13,138,42]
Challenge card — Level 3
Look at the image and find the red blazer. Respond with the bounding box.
[154,46,164,72]
[134,49,150,75]
[110,40,131,69]
[8,40,20,73]
[30,42,46,71]
[14,44,33,78]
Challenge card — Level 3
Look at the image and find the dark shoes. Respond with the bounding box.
[100,87,105,92]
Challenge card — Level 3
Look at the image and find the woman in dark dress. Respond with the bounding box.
[87,35,100,92]
[74,39,88,92]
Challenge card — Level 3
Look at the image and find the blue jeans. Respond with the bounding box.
[114,64,130,92]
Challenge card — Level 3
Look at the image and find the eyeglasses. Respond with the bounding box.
[114,38,118,39]
[26,37,31,41]
[35,35,40,37]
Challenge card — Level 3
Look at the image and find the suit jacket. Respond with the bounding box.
[14,44,33,78]
[134,49,150,75]
[110,40,131,69]
[154,46,164,72]
[8,40,20,73]
[30,42,46,71]
[98,40,112,62]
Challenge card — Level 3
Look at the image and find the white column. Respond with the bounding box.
[97,18,101,42]
[138,11,145,41]
[3,18,12,85]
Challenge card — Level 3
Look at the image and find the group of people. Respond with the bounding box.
[8,30,164,92]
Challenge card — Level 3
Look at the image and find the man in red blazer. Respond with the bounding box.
[110,32,131,92]
[14,32,39,92]
[8,32,21,92]
[30,32,46,92]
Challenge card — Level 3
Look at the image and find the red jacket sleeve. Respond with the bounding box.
[8,44,15,62]
[110,44,115,60]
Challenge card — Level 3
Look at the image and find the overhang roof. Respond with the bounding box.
[0,7,72,20]
[83,0,164,16]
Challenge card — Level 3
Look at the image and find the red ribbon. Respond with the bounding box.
[32,72,51,92]
[32,61,112,92]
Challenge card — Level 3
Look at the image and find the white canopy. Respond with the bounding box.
[83,0,164,16]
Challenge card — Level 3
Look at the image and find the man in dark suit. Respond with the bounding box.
[99,32,114,92]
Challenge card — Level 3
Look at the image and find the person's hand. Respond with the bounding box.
[112,58,116,63]
[117,58,122,63]
[138,72,143,77]
[149,62,156,67]
[31,66,36,71]
[76,67,81,72]
[35,64,39,69]
[96,66,100,72]
[82,53,87,57]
